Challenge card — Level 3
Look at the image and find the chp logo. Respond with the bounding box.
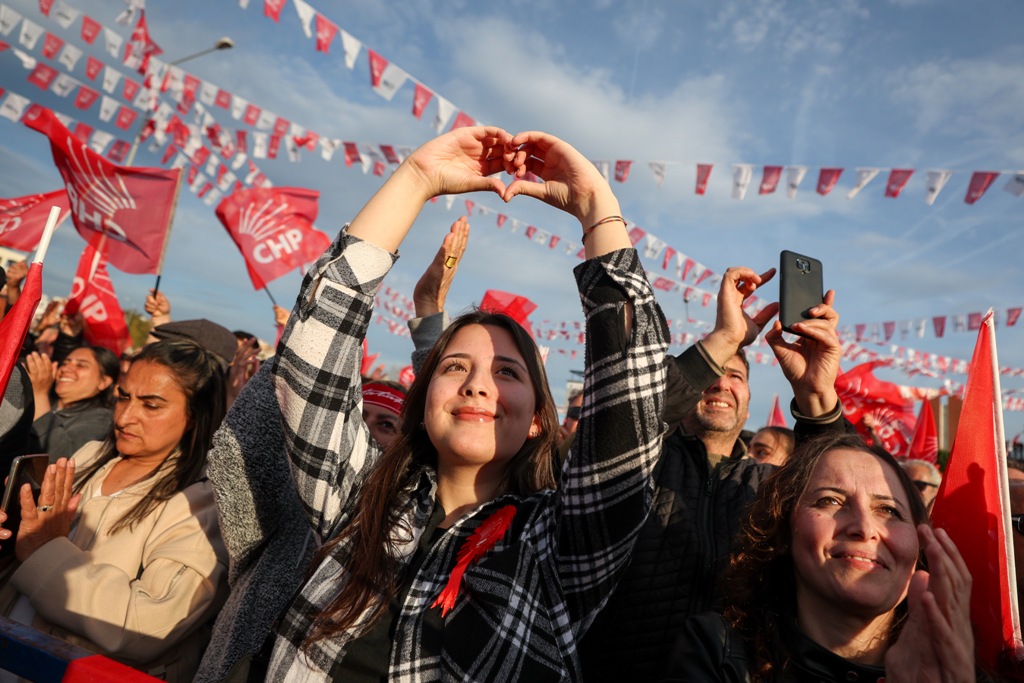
[237,196,309,264]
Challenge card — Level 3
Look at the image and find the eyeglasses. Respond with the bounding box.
[1012,514,1024,536]
[911,480,938,494]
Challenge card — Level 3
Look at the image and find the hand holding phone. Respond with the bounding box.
[0,454,50,558]
[779,250,824,334]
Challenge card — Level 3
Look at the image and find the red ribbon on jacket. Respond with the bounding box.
[432,505,517,617]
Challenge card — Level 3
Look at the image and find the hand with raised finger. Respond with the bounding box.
[15,458,81,562]
[765,290,841,417]
[701,267,780,368]
[414,216,470,317]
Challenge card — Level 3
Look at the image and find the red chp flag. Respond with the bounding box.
[63,244,132,354]
[21,105,181,275]
[0,190,70,251]
[0,261,42,398]
[834,360,916,456]
[215,187,331,290]
[930,312,1023,672]
[480,290,537,338]
[906,398,938,464]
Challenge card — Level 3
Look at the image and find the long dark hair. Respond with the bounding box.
[74,340,226,534]
[304,311,559,646]
[721,432,929,681]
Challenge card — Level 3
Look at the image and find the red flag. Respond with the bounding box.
[80,15,101,45]
[42,32,64,59]
[412,83,433,119]
[480,290,537,338]
[932,316,947,338]
[214,88,232,109]
[965,171,999,205]
[759,165,782,194]
[835,360,917,456]
[816,167,843,195]
[85,55,103,80]
[215,187,331,290]
[114,105,138,130]
[368,49,387,87]
[695,163,713,195]
[450,112,475,130]
[22,105,182,275]
[243,103,260,126]
[930,312,1023,671]
[343,142,361,167]
[264,0,286,22]
[906,399,938,463]
[39,0,54,16]
[124,11,163,74]
[74,85,99,110]
[28,63,59,90]
[0,190,70,251]
[314,13,339,52]
[767,394,787,427]
[0,261,42,398]
[614,160,632,183]
[107,140,131,164]
[884,169,914,198]
[63,244,132,354]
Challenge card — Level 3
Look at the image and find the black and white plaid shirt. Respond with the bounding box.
[268,231,668,682]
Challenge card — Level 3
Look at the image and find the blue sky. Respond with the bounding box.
[1,0,1023,439]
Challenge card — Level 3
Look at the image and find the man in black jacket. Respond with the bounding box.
[579,268,844,682]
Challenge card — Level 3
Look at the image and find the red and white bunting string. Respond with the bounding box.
[840,307,1023,343]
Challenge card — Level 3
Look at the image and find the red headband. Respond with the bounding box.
[362,382,405,416]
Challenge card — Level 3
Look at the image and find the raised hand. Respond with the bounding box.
[884,525,974,682]
[414,216,470,317]
[5,259,28,288]
[765,291,841,418]
[404,126,512,199]
[25,351,57,396]
[16,458,81,562]
[701,267,780,367]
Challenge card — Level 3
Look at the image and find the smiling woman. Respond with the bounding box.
[255,126,669,682]
[661,432,977,682]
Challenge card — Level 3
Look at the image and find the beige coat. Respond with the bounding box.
[1,442,228,681]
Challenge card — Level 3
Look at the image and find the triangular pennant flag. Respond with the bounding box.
[884,168,914,198]
[816,167,843,195]
[786,165,807,199]
[907,399,938,464]
[695,163,713,195]
[965,171,999,205]
[759,165,782,194]
[846,167,879,199]
[767,394,787,427]
[1004,173,1024,198]
[732,163,753,200]
[925,169,952,206]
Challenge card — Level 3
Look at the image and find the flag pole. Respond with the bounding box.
[263,287,278,307]
[32,206,62,264]
[152,170,185,297]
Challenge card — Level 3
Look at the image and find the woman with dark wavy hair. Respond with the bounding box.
[661,432,975,682]
[263,125,668,682]
[1,339,229,682]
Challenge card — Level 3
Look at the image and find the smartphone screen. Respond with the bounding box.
[1,454,50,556]
[779,250,824,333]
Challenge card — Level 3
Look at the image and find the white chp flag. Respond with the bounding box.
[0,6,24,36]
[58,43,83,71]
[732,164,753,200]
[649,162,666,187]
[847,168,880,199]
[99,95,119,122]
[433,96,456,134]
[786,166,808,199]
[340,30,361,69]
[373,63,409,102]
[924,169,952,206]
[292,0,315,38]
[1003,173,1024,198]
[19,18,44,50]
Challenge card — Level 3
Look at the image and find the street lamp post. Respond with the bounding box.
[123,37,235,166]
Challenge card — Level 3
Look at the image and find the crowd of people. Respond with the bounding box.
[0,126,1014,682]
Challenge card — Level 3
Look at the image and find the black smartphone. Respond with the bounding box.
[1,454,50,556]
[779,250,824,334]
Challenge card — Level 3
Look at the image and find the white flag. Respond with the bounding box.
[101,66,122,94]
[1003,173,1024,198]
[340,30,361,69]
[231,94,248,120]
[320,138,341,161]
[19,18,43,50]
[286,137,300,162]
[89,129,114,154]
[252,132,269,159]
[292,0,316,38]
[643,234,667,260]
[732,163,753,200]
[216,170,236,191]
[595,160,610,182]
[255,109,275,130]
[99,96,119,122]
[51,73,76,98]
[846,167,880,199]
[198,81,218,106]
[924,169,952,206]
[54,111,73,127]
[433,96,456,133]
[0,92,30,121]
[115,0,145,25]
[786,165,808,199]
[239,0,250,8]
[58,43,83,71]
[102,27,123,59]
[170,153,188,170]
[373,64,409,101]
[203,188,222,207]
[649,162,666,187]
[231,152,248,171]
[0,6,23,36]
[52,2,79,29]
